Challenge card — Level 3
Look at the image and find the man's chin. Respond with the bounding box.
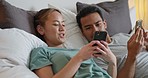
[89,38,94,42]
[88,40,92,43]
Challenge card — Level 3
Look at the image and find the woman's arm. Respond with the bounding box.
[33,56,82,78]
[107,61,117,78]
[53,55,82,78]
[53,41,99,78]
[34,41,98,78]
[93,41,117,78]
[34,66,54,78]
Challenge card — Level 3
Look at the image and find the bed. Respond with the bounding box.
[0,0,147,78]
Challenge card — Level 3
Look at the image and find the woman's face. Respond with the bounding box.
[38,11,66,47]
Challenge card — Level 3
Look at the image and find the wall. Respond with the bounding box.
[6,0,114,11]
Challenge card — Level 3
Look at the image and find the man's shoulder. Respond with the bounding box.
[111,33,130,38]
[110,33,130,45]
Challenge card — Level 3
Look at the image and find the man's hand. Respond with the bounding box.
[128,28,144,57]
[144,31,148,51]
[117,28,144,78]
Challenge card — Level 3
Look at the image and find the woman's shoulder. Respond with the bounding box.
[44,47,80,52]
[32,46,48,52]
[30,47,49,56]
[31,47,80,54]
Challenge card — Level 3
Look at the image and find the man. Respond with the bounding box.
[76,5,148,78]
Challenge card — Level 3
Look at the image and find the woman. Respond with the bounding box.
[29,8,117,78]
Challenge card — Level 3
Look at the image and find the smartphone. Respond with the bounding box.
[135,20,143,33]
[135,20,143,28]
[93,31,107,41]
[93,31,107,54]
[92,31,107,46]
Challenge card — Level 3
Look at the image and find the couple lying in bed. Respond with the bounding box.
[29,6,148,78]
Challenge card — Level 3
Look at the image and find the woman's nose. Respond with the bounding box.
[59,25,65,31]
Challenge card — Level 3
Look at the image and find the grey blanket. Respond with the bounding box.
[94,33,148,78]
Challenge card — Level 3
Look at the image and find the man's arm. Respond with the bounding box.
[146,45,148,51]
[117,55,136,78]
[144,31,148,51]
[117,28,144,78]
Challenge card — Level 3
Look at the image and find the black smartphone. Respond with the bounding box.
[92,31,107,46]
[93,31,107,54]
[93,31,107,41]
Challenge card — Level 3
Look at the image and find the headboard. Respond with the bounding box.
[5,0,136,26]
[4,0,136,28]
[6,0,114,11]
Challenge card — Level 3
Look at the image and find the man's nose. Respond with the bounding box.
[93,25,99,31]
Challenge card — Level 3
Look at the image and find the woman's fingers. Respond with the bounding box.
[93,47,105,54]
[94,41,108,52]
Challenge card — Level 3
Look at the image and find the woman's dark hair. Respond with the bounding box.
[76,5,104,30]
[34,8,61,41]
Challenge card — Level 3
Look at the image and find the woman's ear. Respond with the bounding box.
[37,25,44,35]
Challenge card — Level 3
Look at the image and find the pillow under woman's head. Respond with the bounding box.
[0,28,47,67]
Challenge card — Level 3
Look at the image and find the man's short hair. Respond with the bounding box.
[76,5,104,30]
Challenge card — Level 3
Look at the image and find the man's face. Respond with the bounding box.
[80,12,107,42]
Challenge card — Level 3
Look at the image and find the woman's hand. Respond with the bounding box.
[93,41,116,65]
[75,41,99,61]
[92,40,117,78]
[128,28,144,57]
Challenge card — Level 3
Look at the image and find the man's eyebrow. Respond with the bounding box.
[53,20,65,23]
[84,25,91,28]
[95,20,101,24]
[53,20,58,22]
[84,20,102,27]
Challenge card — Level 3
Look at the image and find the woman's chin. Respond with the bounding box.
[59,39,65,43]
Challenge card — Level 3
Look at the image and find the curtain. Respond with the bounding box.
[135,0,148,30]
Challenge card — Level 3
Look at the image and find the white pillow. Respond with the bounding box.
[0,28,47,67]
[48,4,87,49]
[0,65,39,78]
